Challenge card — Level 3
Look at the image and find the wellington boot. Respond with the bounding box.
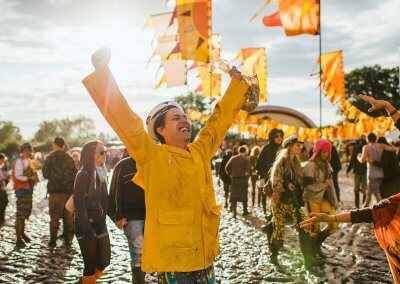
[81,274,96,284]
[132,267,145,284]
[299,232,324,270]
[94,269,105,280]
[314,231,330,259]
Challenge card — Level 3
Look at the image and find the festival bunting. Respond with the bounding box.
[187,108,394,142]
[147,12,187,88]
[260,0,320,36]
[234,48,267,102]
[194,34,221,97]
[176,0,211,63]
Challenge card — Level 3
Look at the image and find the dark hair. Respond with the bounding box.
[153,112,167,144]
[239,146,247,153]
[377,136,388,145]
[225,149,233,157]
[0,153,4,159]
[53,137,65,148]
[367,133,377,143]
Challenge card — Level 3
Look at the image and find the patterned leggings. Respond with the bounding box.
[272,201,308,241]
[158,265,215,284]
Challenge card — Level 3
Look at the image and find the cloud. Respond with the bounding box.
[1,0,399,139]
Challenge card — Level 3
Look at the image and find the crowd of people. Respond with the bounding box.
[1,48,400,283]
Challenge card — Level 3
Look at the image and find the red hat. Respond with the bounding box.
[310,139,332,161]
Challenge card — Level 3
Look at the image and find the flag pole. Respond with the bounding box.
[209,1,213,114]
[318,0,322,134]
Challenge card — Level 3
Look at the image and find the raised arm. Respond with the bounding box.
[82,48,156,166]
[192,68,250,160]
[359,94,400,127]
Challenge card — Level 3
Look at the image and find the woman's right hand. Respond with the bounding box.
[300,212,334,228]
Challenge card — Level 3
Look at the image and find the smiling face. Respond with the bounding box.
[156,108,192,147]
[289,142,303,156]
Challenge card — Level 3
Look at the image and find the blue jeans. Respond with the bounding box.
[123,219,144,270]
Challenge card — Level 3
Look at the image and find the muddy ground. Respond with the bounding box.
[0,169,393,283]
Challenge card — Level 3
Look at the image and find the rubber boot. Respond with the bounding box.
[81,275,96,284]
[314,231,330,259]
[49,226,57,247]
[15,218,25,247]
[132,267,145,284]
[355,191,360,208]
[269,239,283,266]
[94,269,105,280]
[299,232,324,269]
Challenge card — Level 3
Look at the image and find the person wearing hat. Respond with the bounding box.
[11,142,37,247]
[82,47,251,282]
[269,135,323,269]
[302,139,339,259]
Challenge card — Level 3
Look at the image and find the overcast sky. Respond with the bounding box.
[1,0,399,139]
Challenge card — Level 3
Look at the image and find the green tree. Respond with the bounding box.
[33,116,97,151]
[344,65,399,118]
[0,120,23,157]
[174,92,209,141]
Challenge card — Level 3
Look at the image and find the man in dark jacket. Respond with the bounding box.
[347,137,367,208]
[42,137,77,246]
[330,143,342,202]
[108,151,146,284]
[255,128,284,213]
[218,149,233,208]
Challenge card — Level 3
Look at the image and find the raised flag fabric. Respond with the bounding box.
[262,0,319,36]
[176,0,211,63]
[235,48,267,102]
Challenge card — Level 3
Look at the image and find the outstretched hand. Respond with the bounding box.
[91,47,111,71]
[299,212,332,228]
[359,94,389,113]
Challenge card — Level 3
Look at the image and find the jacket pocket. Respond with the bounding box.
[158,210,194,248]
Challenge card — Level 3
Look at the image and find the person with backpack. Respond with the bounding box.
[303,139,339,259]
[74,140,110,283]
[42,137,77,247]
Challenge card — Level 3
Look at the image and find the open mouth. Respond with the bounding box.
[179,127,189,133]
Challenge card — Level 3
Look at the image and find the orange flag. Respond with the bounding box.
[235,48,267,102]
[263,0,319,36]
[176,0,211,63]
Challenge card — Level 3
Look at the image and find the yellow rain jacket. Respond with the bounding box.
[82,68,250,272]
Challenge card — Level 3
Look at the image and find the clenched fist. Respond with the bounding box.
[91,47,111,71]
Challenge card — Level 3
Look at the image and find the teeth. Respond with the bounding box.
[180,127,188,132]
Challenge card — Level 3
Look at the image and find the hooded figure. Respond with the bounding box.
[255,128,284,213]
[73,140,110,283]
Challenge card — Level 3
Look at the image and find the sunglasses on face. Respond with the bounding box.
[274,135,283,138]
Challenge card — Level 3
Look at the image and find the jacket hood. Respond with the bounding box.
[80,140,99,172]
[268,128,284,145]
[310,139,332,161]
